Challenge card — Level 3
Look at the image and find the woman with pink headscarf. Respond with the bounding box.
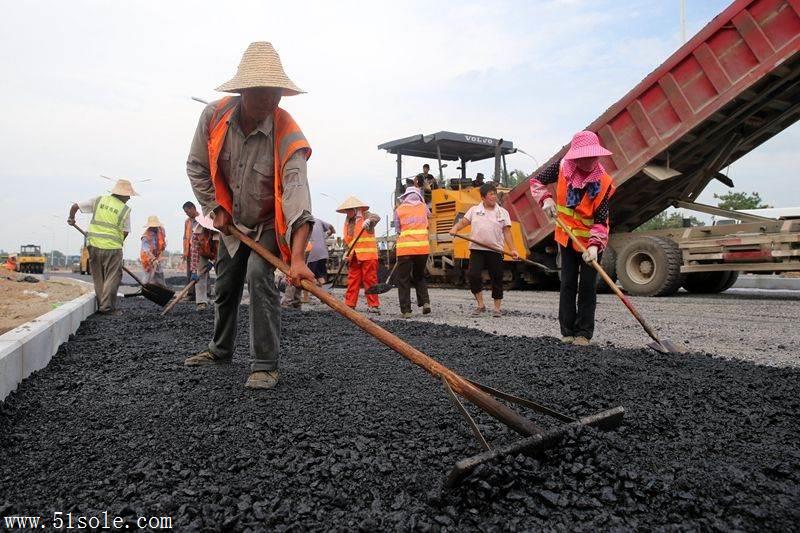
[529,131,615,346]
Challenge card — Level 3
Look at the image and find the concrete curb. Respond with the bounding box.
[0,291,96,402]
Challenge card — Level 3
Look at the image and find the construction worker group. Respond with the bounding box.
[67,41,614,388]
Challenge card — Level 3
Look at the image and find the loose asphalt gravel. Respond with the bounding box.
[1,298,798,531]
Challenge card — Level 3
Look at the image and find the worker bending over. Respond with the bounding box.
[140,216,167,287]
[67,179,135,315]
[529,130,614,346]
[337,196,381,314]
[394,186,431,318]
[449,182,518,317]
[184,42,315,389]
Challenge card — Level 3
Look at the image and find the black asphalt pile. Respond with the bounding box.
[1,300,798,531]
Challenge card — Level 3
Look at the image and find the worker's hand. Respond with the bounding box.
[190,272,199,282]
[448,227,457,236]
[583,246,598,264]
[510,250,520,260]
[287,259,315,288]
[542,198,557,220]
[67,217,76,226]
[212,207,233,235]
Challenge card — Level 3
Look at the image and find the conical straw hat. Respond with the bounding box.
[143,215,164,228]
[110,179,138,197]
[336,196,369,213]
[216,42,304,96]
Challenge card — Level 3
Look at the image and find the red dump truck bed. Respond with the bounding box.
[506,0,800,249]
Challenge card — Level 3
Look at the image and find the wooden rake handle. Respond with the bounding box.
[329,224,368,287]
[453,233,554,272]
[228,225,543,437]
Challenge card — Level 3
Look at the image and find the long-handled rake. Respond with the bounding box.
[553,218,682,354]
[453,233,558,274]
[230,225,625,487]
[71,224,174,307]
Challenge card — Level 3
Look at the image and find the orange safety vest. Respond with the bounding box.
[343,213,378,261]
[207,96,311,261]
[140,227,166,270]
[395,203,430,256]
[554,167,614,252]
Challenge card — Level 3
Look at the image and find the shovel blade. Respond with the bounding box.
[445,406,625,488]
[365,283,393,295]
[647,338,683,354]
[142,283,175,307]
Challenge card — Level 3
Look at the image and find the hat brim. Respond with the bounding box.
[215,79,304,96]
[563,146,613,160]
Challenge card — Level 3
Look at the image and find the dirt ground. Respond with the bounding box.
[0,267,88,334]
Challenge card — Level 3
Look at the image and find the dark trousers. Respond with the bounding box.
[559,245,599,339]
[396,254,430,313]
[209,231,281,372]
[468,250,504,300]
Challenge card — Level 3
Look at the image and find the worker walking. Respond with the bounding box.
[182,201,200,301]
[184,41,316,390]
[67,179,136,315]
[140,216,167,287]
[529,130,615,346]
[394,186,431,318]
[338,196,381,314]
[188,213,218,311]
[449,182,518,317]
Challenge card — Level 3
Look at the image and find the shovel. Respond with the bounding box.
[70,224,175,307]
[161,262,213,316]
[327,224,367,289]
[452,233,558,273]
[553,218,681,354]
[229,225,624,487]
[365,261,399,295]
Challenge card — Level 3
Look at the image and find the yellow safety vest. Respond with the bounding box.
[87,195,129,250]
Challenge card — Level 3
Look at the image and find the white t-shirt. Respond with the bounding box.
[77,196,131,232]
[463,202,512,252]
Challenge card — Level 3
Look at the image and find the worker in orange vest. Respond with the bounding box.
[140,215,167,287]
[394,186,431,318]
[337,196,382,314]
[529,131,615,346]
[184,42,316,390]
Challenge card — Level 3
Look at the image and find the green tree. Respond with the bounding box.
[636,210,700,232]
[713,191,770,210]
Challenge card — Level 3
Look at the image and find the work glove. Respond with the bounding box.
[583,246,599,264]
[190,273,199,281]
[542,198,557,220]
[67,218,76,226]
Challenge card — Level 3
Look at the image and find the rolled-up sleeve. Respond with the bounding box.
[281,151,314,246]
[187,104,221,216]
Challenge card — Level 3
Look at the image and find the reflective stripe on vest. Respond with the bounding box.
[344,216,378,260]
[207,96,311,261]
[553,164,614,252]
[396,203,430,256]
[87,195,128,250]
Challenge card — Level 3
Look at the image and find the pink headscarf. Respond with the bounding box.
[561,130,612,189]
[561,158,607,189]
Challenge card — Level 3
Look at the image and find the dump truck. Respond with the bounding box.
[499,0,800,295]
[11,245,46,274]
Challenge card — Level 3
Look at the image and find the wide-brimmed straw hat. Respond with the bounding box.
[563,131,613,160]
[143,215,164,228]
[110,179,138,197]
[195,213,218,232]
[216,42,304,96]
[336,196,369,213]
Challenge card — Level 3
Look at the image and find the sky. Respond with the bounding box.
[1,0,797,258]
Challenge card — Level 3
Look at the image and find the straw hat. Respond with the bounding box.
[216,42,304,96]
[195,213,218,232]
[336,196,369,213]
[110,179,138,197]
[563,131,613,160]
[143,215,164,228]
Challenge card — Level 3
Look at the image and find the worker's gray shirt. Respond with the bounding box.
[187,99,313,256]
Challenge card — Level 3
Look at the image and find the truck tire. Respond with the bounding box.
[682,271,739,294]
[616,236,683,296]
[596,247,617,293]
